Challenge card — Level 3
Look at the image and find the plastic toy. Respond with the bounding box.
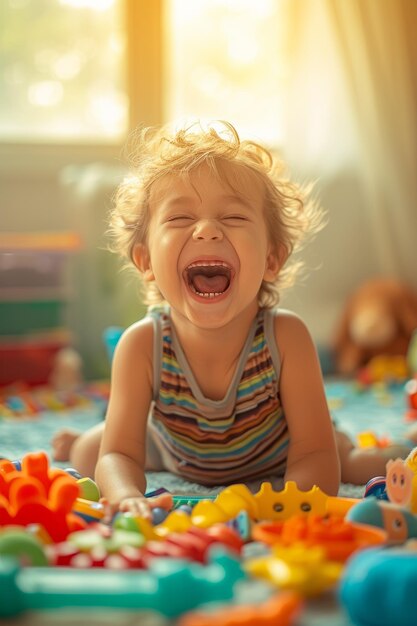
[357,355,409,386]
[189,481,358,529]
[76,476,100,501]
[177,590,302,626]
[346,497,417,543]
[225,510,252,541]
[405,377,417,420]
[357,431,391,449]
[147,524,242,563]
[113,512,160,540]
[0,528,48,566]
[114,483,358,542]
[65,467,83,480]
[48,526,146,569]
[50,541,146,570]
[72,497,105,523]
[0,381,109,417]
[48,522,243,570]
[171,493,216,507]
[68,526,144,552]
[340,547,417,626]
[252,514,387,561]
[0,549,246,618]
[113,504,189,540]
[246,543,342,596]
[152,506,169,525]
[0,451,86,541]
[253,481,328,520]
[103,326,124,362]
[364,475,388,500]
[145,487,171,498]
[386,457,415,509]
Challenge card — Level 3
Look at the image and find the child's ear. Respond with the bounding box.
[264,244,288,282]
[132,244,155,281]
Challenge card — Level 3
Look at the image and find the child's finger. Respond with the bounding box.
[119,497,152,520]
[148,492,173,511]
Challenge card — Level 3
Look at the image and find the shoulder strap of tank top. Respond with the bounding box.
[263,307,282,380]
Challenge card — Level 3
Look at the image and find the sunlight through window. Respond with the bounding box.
[0,0,127,142]
[163,0,289,146]
[1,1,290,145]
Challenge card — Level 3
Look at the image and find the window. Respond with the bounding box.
[0,0,127,143]
[163,0,288,146]
[0,0,288,146]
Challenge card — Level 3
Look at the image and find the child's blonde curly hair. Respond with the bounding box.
[108,120,324,308]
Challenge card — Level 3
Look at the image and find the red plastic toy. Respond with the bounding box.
[405,378,417,420]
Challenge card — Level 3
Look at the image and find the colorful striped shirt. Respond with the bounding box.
[148,307,289,485]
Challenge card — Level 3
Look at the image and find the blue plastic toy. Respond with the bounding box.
[364,476,388,500]
[340,547,417,626]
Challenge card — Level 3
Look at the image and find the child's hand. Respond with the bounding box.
[119,496,153,520]
[120,492,174,521]
[100,495,151,522]
[100,492,173,523]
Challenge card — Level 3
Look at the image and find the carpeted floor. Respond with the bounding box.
[0,378,413,626]
[0,379,412,498]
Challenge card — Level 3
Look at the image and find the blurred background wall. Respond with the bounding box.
[1,0,416,379]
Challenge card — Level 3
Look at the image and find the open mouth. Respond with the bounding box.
[184,261,232,298]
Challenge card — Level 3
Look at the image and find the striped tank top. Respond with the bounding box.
[148,307,289,485]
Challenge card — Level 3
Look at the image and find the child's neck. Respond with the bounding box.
[170,305,260,400]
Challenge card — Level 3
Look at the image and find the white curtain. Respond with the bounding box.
[275,0,417,349]
[282,0,417,287]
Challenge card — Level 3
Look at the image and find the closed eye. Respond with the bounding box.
[223,215,249,222]
[166,215,194,224]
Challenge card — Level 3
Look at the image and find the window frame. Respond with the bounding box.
[0,0,164,176]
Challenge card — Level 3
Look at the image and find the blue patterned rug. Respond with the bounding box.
[0,379,412,626]
[0,380,412,498]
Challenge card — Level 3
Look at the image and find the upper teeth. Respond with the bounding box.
[186,261,231,269]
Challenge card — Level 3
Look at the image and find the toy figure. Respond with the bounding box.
[333,277,417,376]
[347,497,417,544]
[386,457,414,509]
[49,347,83,392]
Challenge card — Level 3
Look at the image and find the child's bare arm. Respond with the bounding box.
[275,312,340,496]
[95,318,155,517]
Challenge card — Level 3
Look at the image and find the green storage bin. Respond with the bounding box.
[0,300,64,336]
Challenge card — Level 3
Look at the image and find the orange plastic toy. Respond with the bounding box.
[252,514,387,562]
[0,452,86,542]
[177,591,302,626]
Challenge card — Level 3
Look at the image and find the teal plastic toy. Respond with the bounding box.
[347,497,417,543]
[0,549,245,618]
[172,493,217,509]
[103,327,124,362]
[340,547,417,626]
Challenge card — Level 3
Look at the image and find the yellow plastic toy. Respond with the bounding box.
[246,543,342,596]
[190,481,358,529]
[112,481,360,541]
[357,431,391,449]
[253,481,328,520]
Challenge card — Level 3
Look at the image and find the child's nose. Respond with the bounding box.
[192,219,223,241]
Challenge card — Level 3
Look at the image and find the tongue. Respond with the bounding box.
[193,273,229,294]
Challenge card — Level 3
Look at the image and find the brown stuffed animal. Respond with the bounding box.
[333,277,417,375]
